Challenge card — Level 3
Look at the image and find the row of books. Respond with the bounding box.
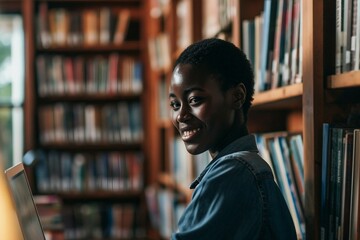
[148,33,171,71]
[320,124,360,240]
[38,102,143,144]
[335,0,360,73]
[35,151,144,193]
[36,54,143,96]
[34,195,63,231]
[175,0,193,51]
[62,203,144,239]
[145,187,186,239]
[37,3,133,47]
[255,132,305,239]
[242,0,302,92]
[202,0,234,38]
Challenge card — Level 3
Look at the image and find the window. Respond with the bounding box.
[0,14,24,169]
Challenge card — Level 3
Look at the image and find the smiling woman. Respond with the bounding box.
[169,38,297,240]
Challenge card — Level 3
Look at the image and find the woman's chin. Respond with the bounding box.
[184,143,207,156]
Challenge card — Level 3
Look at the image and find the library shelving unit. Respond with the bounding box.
[144,0,206,238]
[145,0,360,240]
[21,0,155,239]
[145,0,203,193]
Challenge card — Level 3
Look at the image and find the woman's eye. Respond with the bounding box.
[170,101,180,110]
[189,97,203,105]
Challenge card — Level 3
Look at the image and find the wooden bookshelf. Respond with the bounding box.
[145,0,357,239]
[327,71,360,89]
[19,0,154,238]
[12,0,360,238]
[252,83,303,109]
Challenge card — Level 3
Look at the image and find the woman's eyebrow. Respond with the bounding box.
[169,87,204,98]
[183,87,205,95]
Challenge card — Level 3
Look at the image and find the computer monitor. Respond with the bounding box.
[4,163,46,240]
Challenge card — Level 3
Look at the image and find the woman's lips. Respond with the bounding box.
[182,128,201,141]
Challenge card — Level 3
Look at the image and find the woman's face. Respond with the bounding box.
[169,64,237,156]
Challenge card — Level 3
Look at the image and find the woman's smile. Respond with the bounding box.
[181,127,202,141]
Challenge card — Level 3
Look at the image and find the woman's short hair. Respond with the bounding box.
[175,38,255,118]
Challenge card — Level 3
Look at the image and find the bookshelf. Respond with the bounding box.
[19,0,154,239]
[144,1,203,238]
[327,71,360,89]
[8,0,359,239]
[145,0,360,239]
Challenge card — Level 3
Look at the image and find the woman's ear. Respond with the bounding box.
[232,83,246,109]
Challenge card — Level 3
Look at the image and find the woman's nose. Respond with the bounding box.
[176,106,191,122]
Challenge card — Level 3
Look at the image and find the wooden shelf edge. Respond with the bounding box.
[327,70,360,89]
[157,173,192,201]
[35,0,141,3]
[38,93,141,102]
[36,41,142,53]
[40,142,143,151]
[252,83,303,106]
[55,190,143,200]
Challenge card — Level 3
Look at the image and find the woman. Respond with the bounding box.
[168,38,297,240]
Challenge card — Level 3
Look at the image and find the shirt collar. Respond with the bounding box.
[189,134,259,189]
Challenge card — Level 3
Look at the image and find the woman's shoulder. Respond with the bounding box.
[211,151,274,181]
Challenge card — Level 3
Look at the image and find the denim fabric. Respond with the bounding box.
[171,135,297,240]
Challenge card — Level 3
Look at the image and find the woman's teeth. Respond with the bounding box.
[183,128,201,138]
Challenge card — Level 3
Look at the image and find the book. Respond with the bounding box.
[255,133,276,178]
[34,195,63,231]
[281,0,294,86]
[82,9,99,45]
[269,136,304,238]
[290,0,301,83]
[176,0,193,50]
[343,0,353,72]
[320,123,332,240]
[259,0,278,91]
[37,2,51,47]
[339,130,354,240]
[350,0,358,70]
[271,0,285,89]
[242,19,255,67]
[99,8,111,44]
[254,13,264,93]
[148,33,171,71]
[328,127,340,240]
[354,0,360,70]
[289,134,305,206]
[113,10,130,44]
[350,129,360,240]
[202,0,221,38]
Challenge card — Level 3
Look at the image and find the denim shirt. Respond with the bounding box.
[171,135,297,240]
